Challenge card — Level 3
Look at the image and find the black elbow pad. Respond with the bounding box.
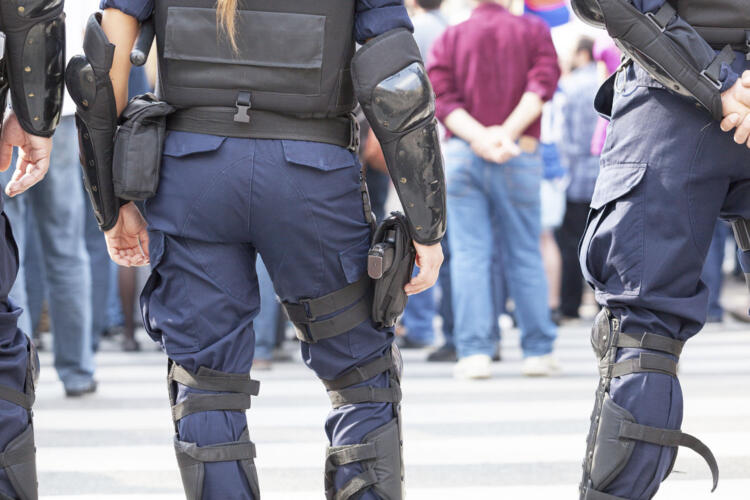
[352,28,446,245]
[0,0,65,136]
[65,13,121,231]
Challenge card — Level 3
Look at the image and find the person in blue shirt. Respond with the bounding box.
[572,0,750,498]
[69,1,447,499]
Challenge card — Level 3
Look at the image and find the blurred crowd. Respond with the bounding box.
[10,0,748,396]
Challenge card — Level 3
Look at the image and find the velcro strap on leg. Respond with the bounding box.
[172,393,252,421]
[333,469,379,500]
[619,422,719,491]
[604,353,678,378]
[583,486,628,500]
[616,332,684,357]
[175,436,257,465]
[0,442,34,469]
[322,352,393,391]
[327,443,378,467]
[284,275,371,322]
[169,363,260,395]
[328,385,402,409]
[0,384,33,411]
[291,297,372,343]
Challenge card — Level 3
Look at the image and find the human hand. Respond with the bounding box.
[0,112,53,197]
[470,126,521,164]
[104,202,150,267]
[720,71,750,146]
[404,240,444,296]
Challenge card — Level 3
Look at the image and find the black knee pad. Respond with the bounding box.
[580,309,717,500]
[321,344,404,500]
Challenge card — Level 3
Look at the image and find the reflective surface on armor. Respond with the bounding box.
[75,115,107,228]
[64,57,96,110]
[14,0,63,18]
[571,0,605,28]
[21,15,65,133]
[372,62,434,133]
[394,121,446,243]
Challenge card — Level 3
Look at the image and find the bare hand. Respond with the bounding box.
[105,202,150,267]
[720,70,750,146]
[404,240,443,296]
[470,126,520,164]
[0,112,53,197]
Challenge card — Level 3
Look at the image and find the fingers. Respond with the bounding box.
[138,226,151,264]
[742,70,750,87]
[734,113,750,145]
[404,242,443,295]
[721,113,740,132]
[5,156,49,197]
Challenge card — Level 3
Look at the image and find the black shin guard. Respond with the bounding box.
[321,345,404,500]
[580,309,718,500]
[167,361,261,500]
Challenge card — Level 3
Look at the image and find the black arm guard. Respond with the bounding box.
[0,0,65,136]
[572,0,735,120]
[352,29,446,245]
[0,34,10,125]
[65,13,121,231]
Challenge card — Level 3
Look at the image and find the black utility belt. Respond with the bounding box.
[167,107,359,151]
[694,26,750,53]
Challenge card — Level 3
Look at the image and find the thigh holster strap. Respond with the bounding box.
[583,488,627,500]
[0,425,38,500]
[329,384,402,409]
[602,353,678,378]
[168,361,260,423]
[322,351,394,391]
[0,385,33,411]
[283,275,372,343]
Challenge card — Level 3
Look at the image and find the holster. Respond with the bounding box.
[113,93,175,200]
[368,212,415,328]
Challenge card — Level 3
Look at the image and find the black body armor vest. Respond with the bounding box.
[154,0,359,146]
[674,0,750,51]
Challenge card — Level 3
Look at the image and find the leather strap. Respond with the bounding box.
[616,332,684,357]
[0,384,33,411]
[291,296,371,344]
[328,384,401,409]
[605,353,678,378]
[284,275,371,323]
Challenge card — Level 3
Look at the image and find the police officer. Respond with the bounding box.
[67,1,445,499]
[0,1,66,498]
[572,1,750,499]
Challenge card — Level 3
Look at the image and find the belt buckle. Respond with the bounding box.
[347,112,360,152]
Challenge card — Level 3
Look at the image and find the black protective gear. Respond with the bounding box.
[571,0,741,120]
[65,13,123,231]
[352,28,446,245]
[0,340,39,500]
[580,308,719,500]
[731,218,750,295]
[0,0,65,137]
[322,345,404,500]
[167,361,261,500]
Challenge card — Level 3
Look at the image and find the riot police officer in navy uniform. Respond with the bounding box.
[572,0,750,499]
[67,1,445,498]
[0,1,66,499]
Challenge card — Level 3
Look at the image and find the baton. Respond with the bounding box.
[130,17,155,66]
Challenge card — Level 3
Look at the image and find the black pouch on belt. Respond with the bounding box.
[113,93,175,200]
[368,212,416,328]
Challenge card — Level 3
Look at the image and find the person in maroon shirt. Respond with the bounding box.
[427,0,561,379]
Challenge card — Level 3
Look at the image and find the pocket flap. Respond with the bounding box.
[282,140,356,171]
[163,131,226,158]
[590,163,647,210]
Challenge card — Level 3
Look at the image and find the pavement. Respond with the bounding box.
[30,291,750,499]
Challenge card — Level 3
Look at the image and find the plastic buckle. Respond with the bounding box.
[233,91,251,123]
[645,11,667,32]
[347,112,360,152]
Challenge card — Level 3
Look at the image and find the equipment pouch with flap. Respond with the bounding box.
[113,93,175,200]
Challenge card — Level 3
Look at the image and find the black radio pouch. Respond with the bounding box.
[113,93,175,200]
[368,212,416,328]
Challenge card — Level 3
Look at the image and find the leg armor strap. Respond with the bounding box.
[321,348,402,409]
[282,275,372,343]
[0,424,37,500]
[168,361,261,500]
[580,309,718,500]
[167,361,260,425]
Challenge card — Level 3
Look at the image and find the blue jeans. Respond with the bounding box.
[701,220,730,320]
[254,257,279,361]
[400,267,436,345]
[2,116,94,388]
[445,138,557,359]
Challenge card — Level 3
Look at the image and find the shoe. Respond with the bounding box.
[426,344,457,362]
[65,379,98,398]
[395,336,430,349]
[453,354,492,380]
[492,347,502,362]
[729,307,750,323]
[252,359,273,371]
[521,354,561,377]
[122,337,141,352]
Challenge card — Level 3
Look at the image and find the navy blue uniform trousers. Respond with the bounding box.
[580,62,750,499]
[0,197,30,498]
[142,132,393,500]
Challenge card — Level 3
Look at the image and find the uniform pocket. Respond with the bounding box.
[140,231,200,354]
[163,131,226,158]
[281,140,356,171]
[580,163,648,295]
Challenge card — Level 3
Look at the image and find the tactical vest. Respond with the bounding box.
[154,0,358,147]
[673,0,750,51]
